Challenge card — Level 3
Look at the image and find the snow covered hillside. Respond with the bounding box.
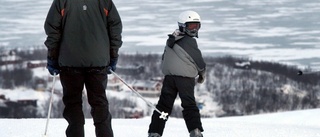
[1,54,320,119]
[0,108,320,137]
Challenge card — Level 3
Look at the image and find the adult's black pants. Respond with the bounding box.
[60,67,113,137]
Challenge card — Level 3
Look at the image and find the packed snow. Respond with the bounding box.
[0,109,320,137]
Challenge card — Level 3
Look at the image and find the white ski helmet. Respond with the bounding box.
[178,10,201,37]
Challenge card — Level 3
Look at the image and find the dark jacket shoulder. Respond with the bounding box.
[176,35,206,71]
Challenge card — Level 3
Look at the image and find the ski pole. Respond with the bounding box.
[110,70,168,120]
[43,74,57,137]
[297,70,320,75]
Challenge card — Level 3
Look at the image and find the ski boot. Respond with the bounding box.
[148,133,161,137]
[190,128,203,137]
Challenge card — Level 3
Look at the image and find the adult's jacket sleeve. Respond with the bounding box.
[44,0,63,60]
[107,1,123,59]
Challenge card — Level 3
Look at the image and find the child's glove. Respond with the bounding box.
[197,74,205,84]
[197,70,206,84]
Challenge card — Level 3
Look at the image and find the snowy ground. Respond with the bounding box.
[0,109,320,137]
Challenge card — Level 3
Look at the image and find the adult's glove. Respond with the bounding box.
[47,58,60,76]
[107,58,118,74]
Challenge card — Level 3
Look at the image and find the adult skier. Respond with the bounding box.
[44,0,122,136]
[148,10,206,137]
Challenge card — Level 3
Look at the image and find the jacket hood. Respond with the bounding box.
[166,34,184,48]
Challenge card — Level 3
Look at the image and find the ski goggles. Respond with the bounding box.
[186,22,201,30]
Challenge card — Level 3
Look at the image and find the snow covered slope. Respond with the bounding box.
[0,108,319,137]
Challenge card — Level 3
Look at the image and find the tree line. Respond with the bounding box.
[1,48,320,118]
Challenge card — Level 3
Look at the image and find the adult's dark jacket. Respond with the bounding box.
[44,0,122,67]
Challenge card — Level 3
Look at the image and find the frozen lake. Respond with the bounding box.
[1,0,320,68]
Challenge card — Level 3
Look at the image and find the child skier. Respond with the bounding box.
[148,10,206,137]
